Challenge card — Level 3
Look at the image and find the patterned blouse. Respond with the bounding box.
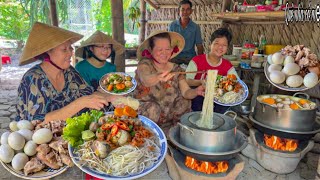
[133,59,191,128]
[16,64,94,121]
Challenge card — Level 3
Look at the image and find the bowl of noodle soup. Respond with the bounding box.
[68,113,167,180]
[214,79,249,106]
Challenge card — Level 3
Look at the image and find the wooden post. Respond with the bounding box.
[221,0,231,13]
[139,0,146,44]
[49,0,59,26]
[111,0,126,72]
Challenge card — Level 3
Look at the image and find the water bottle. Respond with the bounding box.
[259,35,266,54]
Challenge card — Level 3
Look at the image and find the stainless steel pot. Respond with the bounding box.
[168,125,248,161]
[253,93,317,132]
[178,111,237,153]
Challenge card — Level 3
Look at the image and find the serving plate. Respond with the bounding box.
[99,72,137,95]
[0,160,67,180]
[68,112,167,180]
[264,62,320,91]
[214,79,249,106]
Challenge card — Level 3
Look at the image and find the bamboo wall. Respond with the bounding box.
[146,2,222,53]
[146,0,320,56]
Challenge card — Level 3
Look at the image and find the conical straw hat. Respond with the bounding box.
[137,30,185,61]
[75,30,125,58]
[19,22,83,66]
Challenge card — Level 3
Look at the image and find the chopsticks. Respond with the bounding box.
[172,71,206,75]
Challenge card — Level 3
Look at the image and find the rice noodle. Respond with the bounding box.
[196,70,218,129]
[74,136,160,176]
[218,91,242,104]
[104,136,160,176]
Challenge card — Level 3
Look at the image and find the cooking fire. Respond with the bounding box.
[264,134,298,152]
[185,156,229,174]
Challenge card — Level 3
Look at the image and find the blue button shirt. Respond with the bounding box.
[168,19,203,59]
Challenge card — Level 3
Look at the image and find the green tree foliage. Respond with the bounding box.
[94,0,140,35]
[0,0,142,47]
[0,2,29,47]
[93,0,112,34]
[124,0,140,34]
[19,0,69,26]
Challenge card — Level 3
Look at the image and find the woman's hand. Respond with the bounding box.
[158,71,175,82]
[81,94,109,110]
[196,85,205,97]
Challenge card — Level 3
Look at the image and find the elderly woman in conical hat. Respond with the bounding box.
[75,31,124,90]
[16,22,109,123]
[133,30,205,133]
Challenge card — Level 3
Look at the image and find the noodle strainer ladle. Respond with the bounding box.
[188,113,225,130]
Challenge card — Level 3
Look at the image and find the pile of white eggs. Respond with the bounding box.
[267,52,319,88]
[0,120,53,171]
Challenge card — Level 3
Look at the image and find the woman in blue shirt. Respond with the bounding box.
[75,31,124,90]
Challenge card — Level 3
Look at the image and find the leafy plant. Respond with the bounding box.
[0,2,29,48]
[123,0,140,33]
[128,6,140,32]
[93,0,112,34]
[19,0,69,25]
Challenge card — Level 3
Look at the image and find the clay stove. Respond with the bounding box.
[242,128,314,174]
[167,146,244,180]
[168,125,248,179]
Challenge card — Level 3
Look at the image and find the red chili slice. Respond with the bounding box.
[116,121,130,131]
[110,125,119,137]
[101,123,114,130]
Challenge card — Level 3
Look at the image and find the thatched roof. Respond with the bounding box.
[146,0,214,6]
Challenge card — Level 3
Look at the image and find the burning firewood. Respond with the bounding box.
[185,156,229,174]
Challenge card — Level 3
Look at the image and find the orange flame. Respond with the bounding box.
[264,134,298,152]
[185,156,229,174]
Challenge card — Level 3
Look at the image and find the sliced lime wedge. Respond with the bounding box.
[82,130,95,141]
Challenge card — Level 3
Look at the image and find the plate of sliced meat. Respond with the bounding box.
[0,120,73,179]
[0,160,68,180]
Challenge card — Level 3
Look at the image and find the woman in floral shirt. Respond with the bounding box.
[16,22,109,122]
[134,31,204,133]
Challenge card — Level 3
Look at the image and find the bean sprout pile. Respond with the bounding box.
[74,135,160,176]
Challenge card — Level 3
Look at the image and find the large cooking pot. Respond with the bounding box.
[178,111,237,153]
[253,93,317,132]
[168,125,248,162]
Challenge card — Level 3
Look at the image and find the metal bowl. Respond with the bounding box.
[231,100,251,115]
[169,125,248,161]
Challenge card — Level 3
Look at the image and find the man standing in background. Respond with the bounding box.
[168,0,204,65]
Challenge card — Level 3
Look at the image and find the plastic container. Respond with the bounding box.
[232,45,242,59]
[251,54,264,68]
[265,44,285,55]
[241,43,255,59]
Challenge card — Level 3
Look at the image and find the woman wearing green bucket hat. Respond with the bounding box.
[134,30,205,134]
[75,30,124,90]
